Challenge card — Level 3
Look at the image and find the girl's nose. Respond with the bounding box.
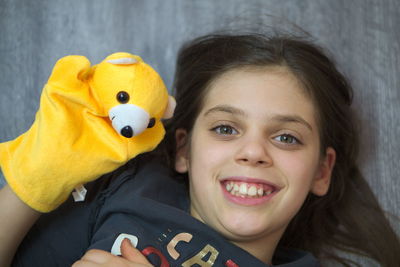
[235,137,272,167]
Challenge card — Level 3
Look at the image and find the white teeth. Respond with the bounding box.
[239,184,247,195]
[248,186,257,196]
[257,187,263,196]
[224,181,274,198]
[226,183,232,192]
[234,184,239,192]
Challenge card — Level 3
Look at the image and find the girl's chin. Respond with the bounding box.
[218,217,272,240]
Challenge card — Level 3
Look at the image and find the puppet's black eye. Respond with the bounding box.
[147,118,156,128]
[117,91,130,104]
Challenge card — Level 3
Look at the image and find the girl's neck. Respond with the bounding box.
[230,227,286,265]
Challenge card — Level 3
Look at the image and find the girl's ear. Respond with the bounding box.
[174,128,190,173]
[311,147,336,196]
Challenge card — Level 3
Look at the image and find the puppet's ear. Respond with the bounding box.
[162,96,176,119]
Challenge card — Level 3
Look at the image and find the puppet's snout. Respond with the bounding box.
[109,104,151,138]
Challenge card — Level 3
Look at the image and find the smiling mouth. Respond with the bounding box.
[220,178,280,205]
[224,181,275,197]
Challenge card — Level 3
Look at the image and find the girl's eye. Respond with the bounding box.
[274,134,300,145]
[211,125,238,135]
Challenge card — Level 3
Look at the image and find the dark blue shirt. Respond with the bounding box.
[12,160,319,267]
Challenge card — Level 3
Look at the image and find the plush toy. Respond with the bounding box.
[0,52,175,212]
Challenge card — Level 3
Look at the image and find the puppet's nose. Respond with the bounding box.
[109,104,150,138]
[121,126,133,138]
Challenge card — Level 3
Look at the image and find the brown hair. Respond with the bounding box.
[156,32,400,266]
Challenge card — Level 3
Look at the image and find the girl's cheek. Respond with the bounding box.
[194,148,226,171]
[274,151,320,186]
[193,134,232,161]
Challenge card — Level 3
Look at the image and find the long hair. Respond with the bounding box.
[156,32,400,266]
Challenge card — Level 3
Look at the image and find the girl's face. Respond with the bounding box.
[175,67,335,260]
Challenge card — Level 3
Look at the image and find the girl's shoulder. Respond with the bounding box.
[97,158,189,211]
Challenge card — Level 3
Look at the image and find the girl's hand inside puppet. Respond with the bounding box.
[0,53,175,212]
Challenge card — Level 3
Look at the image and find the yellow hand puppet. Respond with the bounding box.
[0,52,175,212]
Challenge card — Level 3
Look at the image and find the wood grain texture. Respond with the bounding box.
[0,0,399,264]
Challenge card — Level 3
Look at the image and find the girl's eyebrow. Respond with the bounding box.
[204,105,313,132]
[270,114,313,132]
[204,105,246,117]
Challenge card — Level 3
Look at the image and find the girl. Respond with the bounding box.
[1,32,399,267]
